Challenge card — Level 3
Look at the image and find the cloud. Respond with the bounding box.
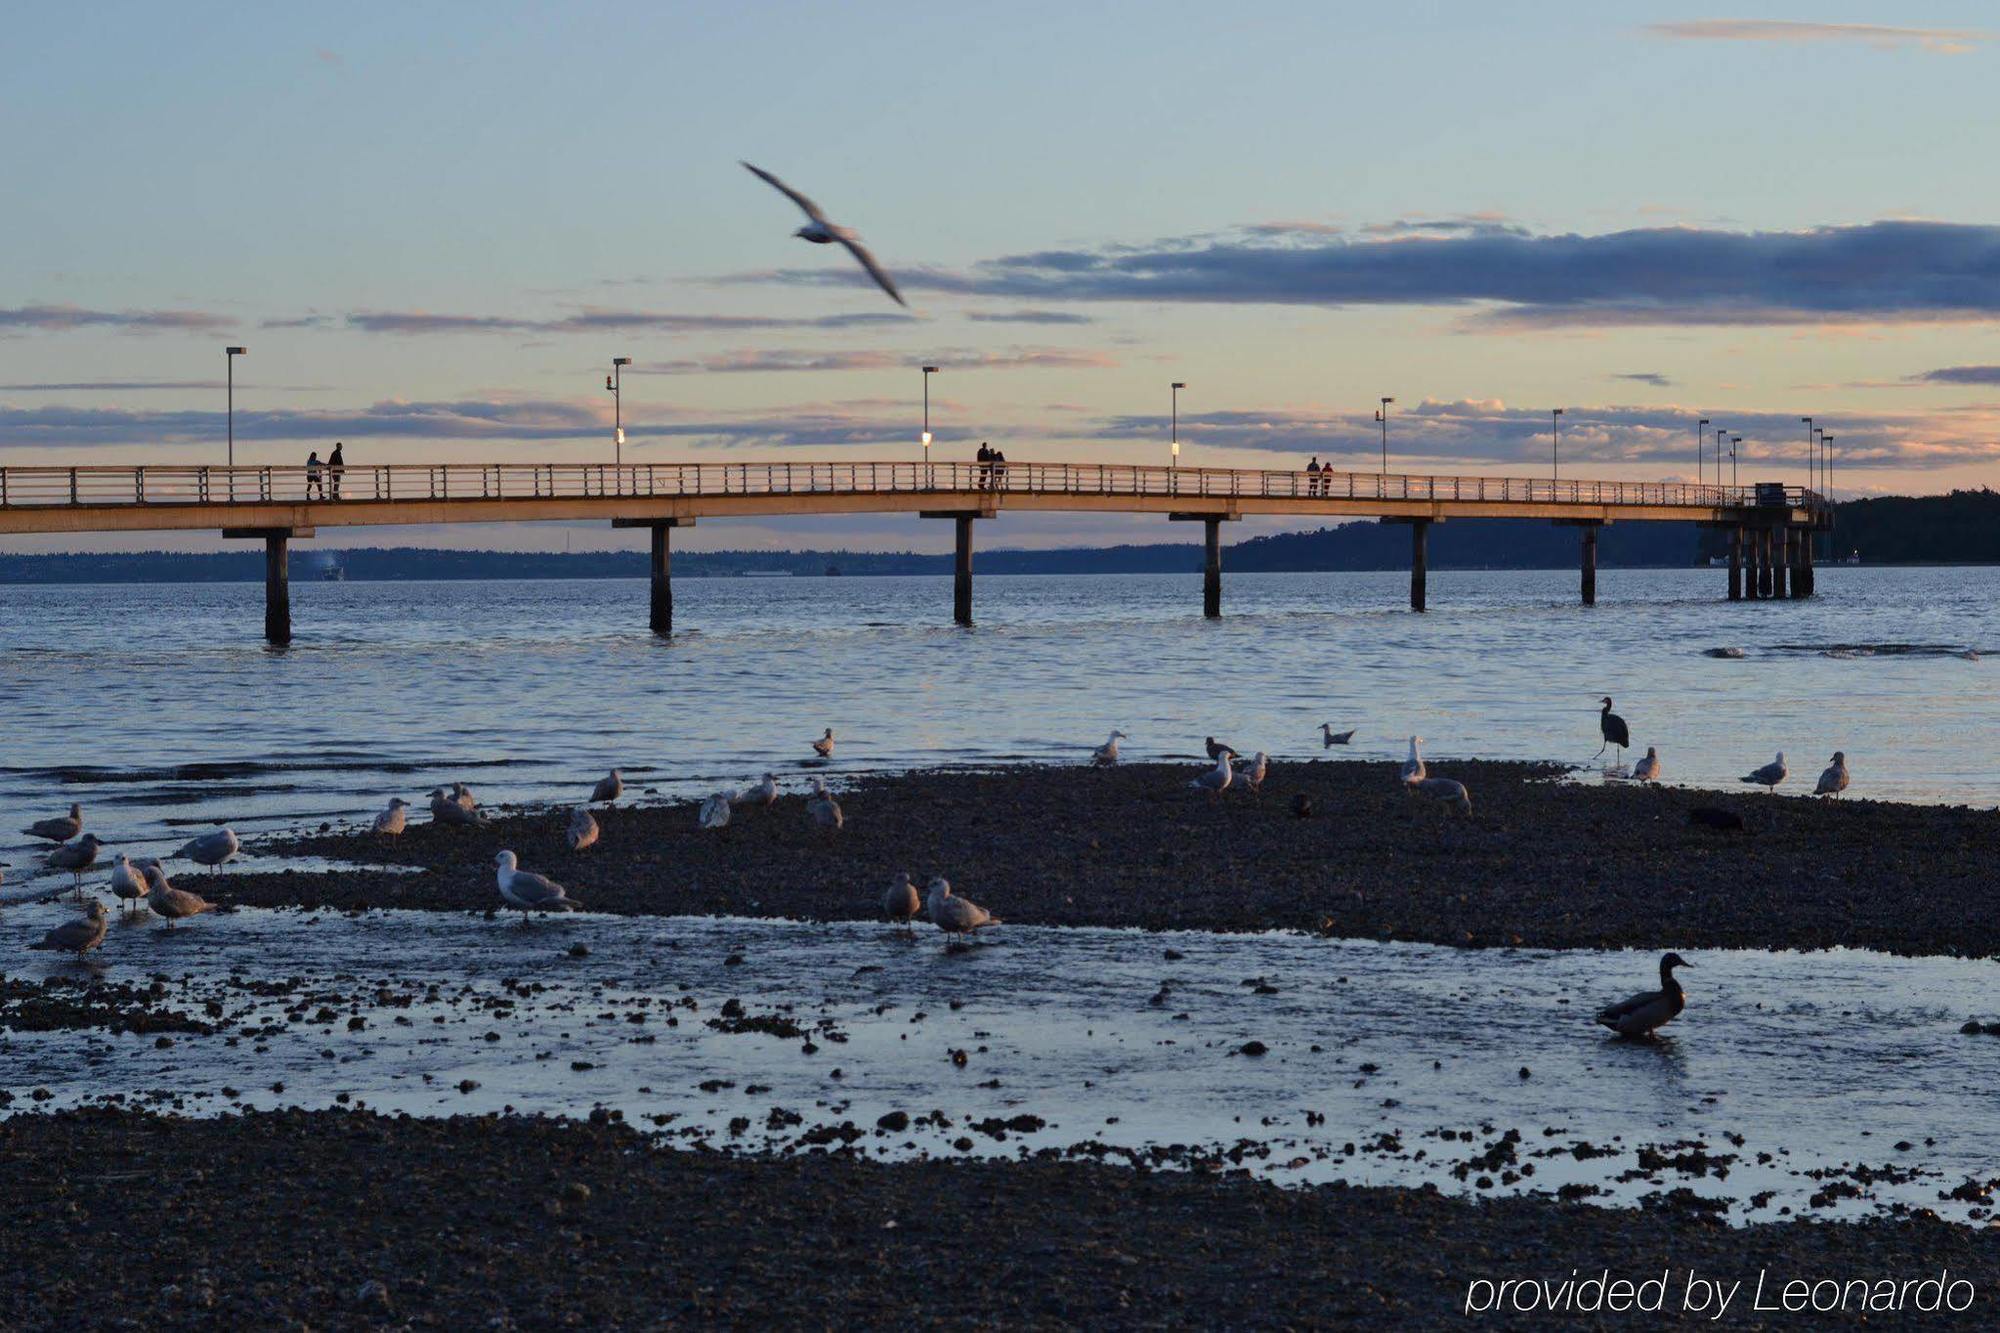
[1915,365,2000,385]
[263,308,915,335]
[636,347,1116,375]
[963,309,1095,325]
[1612,372,1674,388]
[1644,20,1988,54]
[0,304,236,334]
[757,221,2000,329]
[0,379,332,392]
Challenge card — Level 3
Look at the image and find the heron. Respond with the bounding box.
[1595,697,1630,765]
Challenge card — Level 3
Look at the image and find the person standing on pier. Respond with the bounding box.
[991,448,1008,489]
[1306,456,1322,497]
[328,442,346,499]
[976,442,993,490]
[305,450,324,499]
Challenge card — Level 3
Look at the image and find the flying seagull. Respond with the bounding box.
[741,162,906,307]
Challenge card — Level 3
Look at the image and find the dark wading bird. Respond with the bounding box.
[1595,697,1630,765]
[1596,952,1693,1039]
[741,162,906,307]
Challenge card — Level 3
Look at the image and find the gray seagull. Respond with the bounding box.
[742,162,906,308]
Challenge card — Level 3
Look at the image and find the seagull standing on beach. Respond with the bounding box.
[1409,776,1472,816]
[175,828,239,875]
[28,899,107,958]
[1596,953,1693,1039]
[373,798,411,837]
[741,773,779,809]
[494,850,578,922]
[590,769,623,805]
[1092,729,1127,767]
[109,856,148,914]
[699,792,735,829]
[45,833,106,886]
[1321,724,1357,747]
[1234,751,1269,794]
[429,787,481,827]
[22,803,82,844]
[806,777,844,832]
[144,864,215,927]
[1400,736,1426,785]
[1189,752,1233,801]
[883,872,922,936]
[1815,751,1850,797]
[567,807,600,851]
[741,162,907,308]
[926,876,1001,941]
[813,728,836,759]
[1630,747,1662,783]
[1740,753,1788,791]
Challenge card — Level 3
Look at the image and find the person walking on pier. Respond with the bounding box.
[305,450,324,499]
[328,442,346,499]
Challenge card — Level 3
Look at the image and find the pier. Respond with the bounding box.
[0,459,1831,642]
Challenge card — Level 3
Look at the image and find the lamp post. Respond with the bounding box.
[921,365,938,482]
[1800,416,1814,491]
[1716,427,1729,492]
[1697,416,1710,488]
[225,346,247,468]
[1170,382,1186,467]
[1551,408,1564,480]
[1375,396,1394,474]
[1820,433,1832,500]
[607,357,632,471]
[1730,434,1742,488]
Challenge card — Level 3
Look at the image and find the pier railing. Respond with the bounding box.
[0,460,1827,514]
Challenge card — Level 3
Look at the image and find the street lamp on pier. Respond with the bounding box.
[608,357,632,468]
[1170,382,1186,467]
[1375,397,1394,474]
[1800,416,1814,490]
[921,365,938,481]
[1730,435,1742,488]
[225,346,247,468]
[1551,408,1564,480]
[1697,417,1710,487]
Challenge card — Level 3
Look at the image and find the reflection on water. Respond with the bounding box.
[6,904,1997,1224]
[1,568,1995,873]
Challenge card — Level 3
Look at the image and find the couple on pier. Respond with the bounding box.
[975,441,1008,489]
[305,443,346,499]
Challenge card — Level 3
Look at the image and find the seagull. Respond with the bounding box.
[1815,751,1850,797]
[372,798,411,837]
[812,728,836,759]
[22,802,82,844]
[741,161,906,308]
[1204,736,1238,762]
[1409,776,1472,816]
[1596,952,1693,1039]
[567,807,600,852]
[1233,751,1269,794]
[494,850,578,922]
[883,872,922,936]
[1320,724,1357,747]
[29,899,107,958]
[1400,736,1427,785]
[741,773,779,809]
[1188,752,1233,801]
[806,777,844,832]
[450,782,479,812]
[144,864,215,927]
[1629,747,1662,783]
[698,792,735,829]
[590,769,623,804]
[175,827,239,875]
[1092,729,1128,767]
[45,833,106,886]
[1595,697,1630,765]
[109,856,149,914]
[926,876,1000,941]
[429,787,481,827]
[1740,752,1787,792]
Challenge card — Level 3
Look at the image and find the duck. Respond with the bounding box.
[1320,724,1356,747]
[1629,747,1662,783]
[812,728,836,759]
[883,872,922,936]
[1091,729,1127,767]
[493,851,578,922]
[1596,952,1693,1038]
[1815,751,1849,797]
[1740,752,1787,791]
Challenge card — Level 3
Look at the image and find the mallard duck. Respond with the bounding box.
[1596,952,1693,1038]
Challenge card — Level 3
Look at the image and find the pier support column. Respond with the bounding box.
[1759,528,1776,598]
[1410,519,1430,612]
[1203,518,1222,618]
[612,517,695,636]
[954,515,974,626]
[1798,533,1815,597]
[224,525,313,645]
[1728,526,1743,601]
[1772,527,1790,599]
[1744,528,1761,600]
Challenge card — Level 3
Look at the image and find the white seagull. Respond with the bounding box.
[373,798,412,837]
[1234,751,1269,794]
[567,806,600,852]
[494,850,578,921]
[1629,747,1662,783]
[1740,752,1787,791]
[1409,776,1472,816]
[741,773,779,809]
[1815,751,1850,797]
[1400,736,1427,785]
[742,162,906,308]
[175,827,240,875]
[1091,729,1127,767]
[1189,752,1233,801]
[699,792,735,829]
[926,876,1001,940]
[109,855,149,914]
[806,777,844,832]
[1321,724,1357,747]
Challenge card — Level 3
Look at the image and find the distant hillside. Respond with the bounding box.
[0,490,1986,583]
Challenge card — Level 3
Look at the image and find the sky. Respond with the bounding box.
[6,1,2000,553]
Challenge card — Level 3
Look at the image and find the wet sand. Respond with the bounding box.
[3,1108,1994,1330]
[226,761,2000,956]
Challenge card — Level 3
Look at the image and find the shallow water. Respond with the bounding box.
[6,904,1996,1224]
[0,567,1994,886]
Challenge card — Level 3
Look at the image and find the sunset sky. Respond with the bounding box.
[6,2,2000,551]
